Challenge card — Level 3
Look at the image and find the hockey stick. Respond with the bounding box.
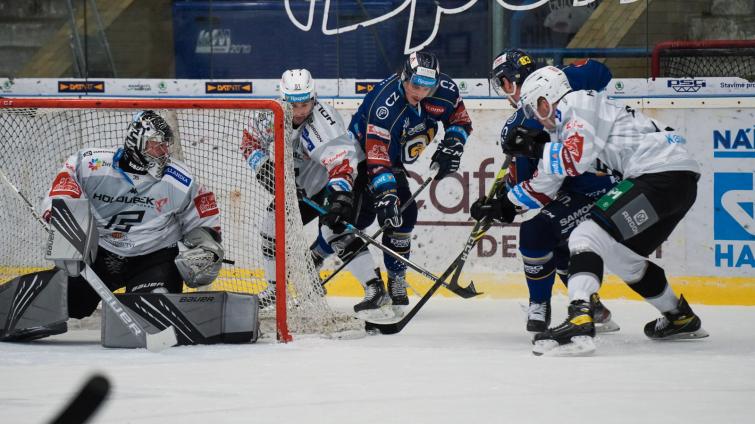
[302,197,481,298]
[49,374,110,424]
[320,175,433,287]
[0,168,177,352]
[364,156,512,334]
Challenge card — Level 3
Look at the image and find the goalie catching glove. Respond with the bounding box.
[502,126,550,159]
[174,227,224,288]
[470,192,517,224]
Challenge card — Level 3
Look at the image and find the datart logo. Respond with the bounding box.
[713,172,755,268]
[355,81,380,94]
[58,81,105,93]
[713,125,755,158]
[205,82,252,94]
[667,79,705,93]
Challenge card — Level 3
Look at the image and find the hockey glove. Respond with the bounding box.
[470,192,517,224]
[256,158,275,195]
[430,131,465,180]
[375,192,402,228]
[502,126,550,159]
[323,190,354,234]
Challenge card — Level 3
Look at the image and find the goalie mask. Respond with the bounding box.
[401,51,440,93]
[280,69,316,126]
[490,48,536,104]
[519,66,572,123]
[124,110,174,179]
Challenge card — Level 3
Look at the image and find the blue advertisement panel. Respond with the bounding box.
[172,0,490,79]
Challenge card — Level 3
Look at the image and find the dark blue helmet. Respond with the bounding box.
[490,49,536,98]
[401,51,440,89]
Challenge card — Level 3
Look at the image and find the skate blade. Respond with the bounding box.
[651,328,710,340]
[596,319,620,333]
[533,336,596,357]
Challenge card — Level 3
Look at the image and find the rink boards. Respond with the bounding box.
[1,77,753,305]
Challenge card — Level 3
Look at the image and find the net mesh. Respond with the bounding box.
[0,103,362,338]
[655,42,755,79]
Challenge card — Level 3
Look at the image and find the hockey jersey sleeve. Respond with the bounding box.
[41,152,87,222]
[561,59,612,92]
[177,180,222,237]
[304,103,364,191]
[540,92,606,178]
[506,161,566,210]
[431,75,473,142]
[240,112,275,173]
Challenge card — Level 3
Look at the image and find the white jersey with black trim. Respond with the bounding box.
[540,90,700,180]
[42,148,221,257]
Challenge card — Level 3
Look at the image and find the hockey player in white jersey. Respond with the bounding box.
[1,111,225,340]
[241,69,388,319]
[504,66,707,355]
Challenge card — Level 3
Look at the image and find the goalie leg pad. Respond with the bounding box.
[102,291,259,348]
[0,269,68,342]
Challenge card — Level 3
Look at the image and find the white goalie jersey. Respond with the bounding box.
[41,148,221,257]
[242,101,364,197]
[539,90,700,180]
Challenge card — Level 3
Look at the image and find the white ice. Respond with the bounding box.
[3,296,755,424]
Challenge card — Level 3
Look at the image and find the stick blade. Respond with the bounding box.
[365,320,403,335]
[145,326,178,352]
[446,281,482,299]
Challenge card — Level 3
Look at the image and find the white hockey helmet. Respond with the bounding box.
[279,69,316,103]
[519,66,572,121]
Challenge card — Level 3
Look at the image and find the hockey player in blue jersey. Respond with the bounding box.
[348,51,473,315]
[472,49,619,333]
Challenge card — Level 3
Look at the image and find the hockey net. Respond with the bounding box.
[0,98,362,341]
[652,40,755,79]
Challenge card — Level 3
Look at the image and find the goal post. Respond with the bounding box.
[651,39,755,79]
[0,98,360,342]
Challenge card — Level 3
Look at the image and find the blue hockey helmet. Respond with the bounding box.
[401,51,440,90]
[490,49,536,100]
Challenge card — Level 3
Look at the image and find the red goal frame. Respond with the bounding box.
[651,39,755,79]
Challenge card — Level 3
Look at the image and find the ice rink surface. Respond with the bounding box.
[3,296,755,424]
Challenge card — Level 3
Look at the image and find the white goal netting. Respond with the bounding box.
[0,101,362,339]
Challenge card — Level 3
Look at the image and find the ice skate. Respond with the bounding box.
[533,300,596,356]
[644,294,709,340]
[387,276,409,318]
[354,278,392,321]
[591,293,620,333]
[526,300,551,333]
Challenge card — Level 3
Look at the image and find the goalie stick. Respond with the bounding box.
[320,175,433,287]
[0,168,177,352]
[364,156,512,334]
[302,197,480,299]
[49,374,110,424]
